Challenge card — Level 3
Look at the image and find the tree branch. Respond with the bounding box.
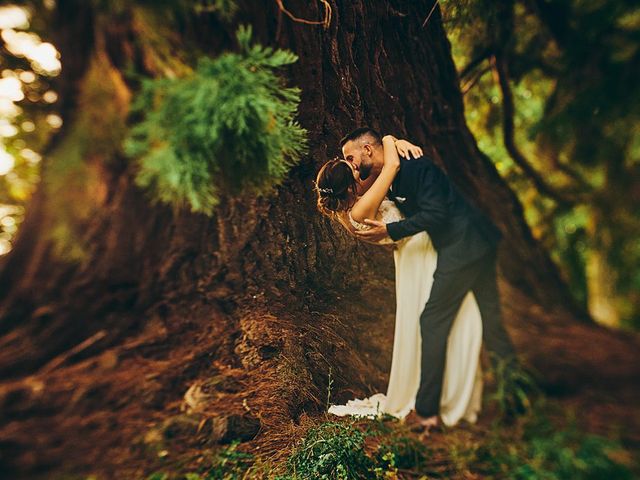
[461,65,491,95]
[422,0,440,28]
[493,54,577,206]
[275,0,332,28]
[459,48,491,80]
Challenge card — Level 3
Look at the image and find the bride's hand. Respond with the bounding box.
[395,139,423,159]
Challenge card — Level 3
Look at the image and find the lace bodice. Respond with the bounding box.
[348,198,404,245]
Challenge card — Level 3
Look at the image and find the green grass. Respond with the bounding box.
[473,412,635,479]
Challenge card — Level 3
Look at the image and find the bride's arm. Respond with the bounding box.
[349,135,400,223]
[348,136,423,224]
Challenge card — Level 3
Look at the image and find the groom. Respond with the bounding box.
[341,127,518,432]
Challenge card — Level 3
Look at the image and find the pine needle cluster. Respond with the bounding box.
[125,25,307,215]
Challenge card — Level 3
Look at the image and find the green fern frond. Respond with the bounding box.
[124,25,307,215]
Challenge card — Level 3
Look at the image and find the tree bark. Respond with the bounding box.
[0,0,637,476]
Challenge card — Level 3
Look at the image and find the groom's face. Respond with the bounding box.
[342,140,375,181]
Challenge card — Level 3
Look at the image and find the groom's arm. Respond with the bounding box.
[385,160,449,241]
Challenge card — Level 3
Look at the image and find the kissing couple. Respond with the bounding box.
[315,127,519,433]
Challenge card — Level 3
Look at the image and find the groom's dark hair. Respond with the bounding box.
[339,127,382,147]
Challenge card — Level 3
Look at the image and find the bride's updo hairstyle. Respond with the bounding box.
[315,158,357,217]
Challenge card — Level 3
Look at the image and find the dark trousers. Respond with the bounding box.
[414,247,516,417]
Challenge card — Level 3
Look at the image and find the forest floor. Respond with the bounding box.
[0,262,639,479]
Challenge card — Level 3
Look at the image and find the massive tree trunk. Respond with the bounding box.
[0,0,638,477]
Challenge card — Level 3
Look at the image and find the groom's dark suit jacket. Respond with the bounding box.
[386,156,501,273]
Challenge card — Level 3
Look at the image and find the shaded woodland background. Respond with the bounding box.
[0,0,638,478]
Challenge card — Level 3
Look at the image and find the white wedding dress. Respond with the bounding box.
[328,199,484,426]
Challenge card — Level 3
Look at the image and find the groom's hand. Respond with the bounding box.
[395,139,423,159]
[354,219,391,242]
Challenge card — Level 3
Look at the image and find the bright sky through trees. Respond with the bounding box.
[0,4,60,255]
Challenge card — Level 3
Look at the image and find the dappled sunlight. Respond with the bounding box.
[1,29,61,75]
[0,75,23,103]
[45,113,62,128]
[0,5,29,30]
[0,5,60,76]
[0,204,22,255]
[0,3,61,256]
[0,148,14,175]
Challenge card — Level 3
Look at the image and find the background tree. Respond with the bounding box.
[0,0,637,477]
[444,0,640,328]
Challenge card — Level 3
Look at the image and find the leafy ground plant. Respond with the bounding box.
[487,354,541,420]
[146,440,267,480]
[280,417,428,480]
[283,421,376,479]
[473,409,635,479]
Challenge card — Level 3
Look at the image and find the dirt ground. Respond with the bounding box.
[0,261,638,479]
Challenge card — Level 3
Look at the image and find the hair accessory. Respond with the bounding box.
[313,180,334,195]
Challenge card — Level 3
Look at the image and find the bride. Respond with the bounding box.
[314,135,483,427]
